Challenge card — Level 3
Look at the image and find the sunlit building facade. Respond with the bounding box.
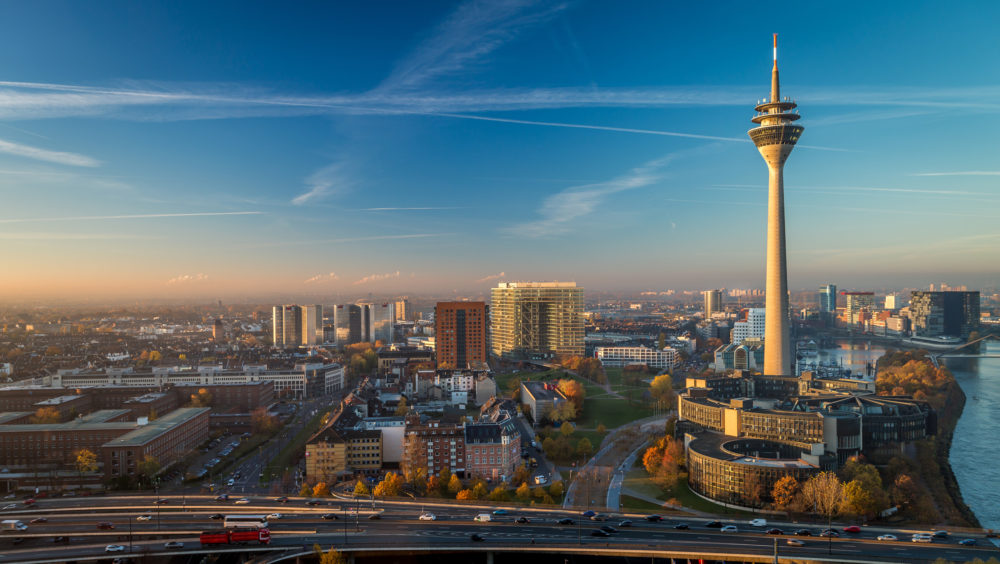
[490,282,584,359]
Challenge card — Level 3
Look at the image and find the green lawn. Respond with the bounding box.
[620,494,663,511]
[623,465,752,516]
[578,398,654,429]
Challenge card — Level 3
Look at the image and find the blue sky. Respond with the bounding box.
[0,0,998,301]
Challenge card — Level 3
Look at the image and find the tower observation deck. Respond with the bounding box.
[749,34,803,377]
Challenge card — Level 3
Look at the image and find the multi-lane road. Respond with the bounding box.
[2,494,999,563]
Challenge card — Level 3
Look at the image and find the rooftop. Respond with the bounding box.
[101,407,210,447]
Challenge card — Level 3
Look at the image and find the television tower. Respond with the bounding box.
[749,34,803,376]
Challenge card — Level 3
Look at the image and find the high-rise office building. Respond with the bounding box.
[368,302,396,344]
[703,289,723,318]
[272,305,303,348]
[732,308,765,345]
[301,305,323,346]
[749,35,803,376]
[394,298,410,322]
[884,294,899,311]
[909,291,980,338]
[819,284,837,316]
[490,282,584,359]
[212,319,225,342]
[435,302,488,369]
[843,292,876,326]
[334,304,362,346]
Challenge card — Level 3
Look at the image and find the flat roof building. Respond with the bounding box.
[490,282,584,359]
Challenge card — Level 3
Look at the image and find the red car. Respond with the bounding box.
[23,498,36,506]
[843,525,861,533]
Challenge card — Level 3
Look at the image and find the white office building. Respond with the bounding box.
[595,346,678,370]
[732,308,765,345]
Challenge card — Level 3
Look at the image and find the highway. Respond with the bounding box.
[2,494,999,563]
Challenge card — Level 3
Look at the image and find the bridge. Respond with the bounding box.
[928,334,1000,366]
[1,493,998,564]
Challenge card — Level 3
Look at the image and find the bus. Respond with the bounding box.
[223,515,269,529]
[200,528,271,545]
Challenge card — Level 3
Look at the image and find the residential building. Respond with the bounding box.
[595,346,677,370]
[435,302,488,369]
[909,291,981,338]
[465,418,521,482]
[490,282,584,359]
[731,308,765,345]
[401,416,466,477]
[703,289,724,318]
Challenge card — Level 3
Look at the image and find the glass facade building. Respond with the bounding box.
[490,282,584,359]
[909,291,980,338]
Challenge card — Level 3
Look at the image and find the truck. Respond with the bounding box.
[199,528,271,545]
[2,520,28,532]
[473,514,492,522]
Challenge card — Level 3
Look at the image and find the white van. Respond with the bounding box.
[473,514,492,522]
[911,533,933,543]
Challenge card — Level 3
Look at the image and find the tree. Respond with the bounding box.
[596,423,606,433]
[73,448,98,489]
[532,486,545,500]
[374,472,403,497]
[455,489,475,500]
[515,482,531,501]
[511,464,530,487]
[312,482,331,497]
[576,437,593,459]
[189,388,213,408]
[557,379,586,414]
[772,475,799,514]
[488,486,507,502]
[447,474,462,495]
[395,396,409,416]
[314,544,348,564]
[548,480,564,498]
[658,332,666,351]
[353,480,370,497]
[251,407,279,434]
[471,481,487,499]
[801,471,844,553]
[649,374,675,408]
[299,483,312,497]
[30,407,61,424]
[137,455,160,486]
[560,421,575,437]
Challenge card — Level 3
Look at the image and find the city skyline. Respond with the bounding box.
[1,1,1000,301]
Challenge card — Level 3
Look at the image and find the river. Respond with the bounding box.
[813,338,999,530]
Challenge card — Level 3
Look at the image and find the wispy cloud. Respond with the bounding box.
[166,273,208,284]
[359,206,464,211]
[910,171,1000,177]
[304,272,339,284]
[353,270,401,285]
[0,137,98,167]
[476,272,506,283]
[376,0,569,92]
[505,148,707,237]
[0,211,261,224]
[0,232,152,240]
[292,162,353,205]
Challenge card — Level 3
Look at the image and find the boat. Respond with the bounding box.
[796,340,819,357]
[903,335,965,350]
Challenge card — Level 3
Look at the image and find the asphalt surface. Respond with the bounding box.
[2,494,998,563]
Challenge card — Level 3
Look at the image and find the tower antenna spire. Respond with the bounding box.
[771,33,780,103]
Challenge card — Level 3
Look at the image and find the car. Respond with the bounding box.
[590,514,606,521]
[2,503,17,510]
[618,520,632,527]
[749,518,767,527]
[136,515,152,521]
[306,500,322,506]
[705,521,723,528]
[582,510,596,518]
[226,479,235,487]
[674,523,689,530]
[275,496,289,503]
[600,525,618,534]
[721,525,738,533]
[164,541,184,549]
[492,509,508,515]
[819,529,840,538]
[877,534,898,541]
[794,529,812,536]
[843,525,861,533]
[52,536,68,543]
[97,522,115,530]
[958,539,977,546]
[266,513,283,520]
[153,498,168,505]
[558,518,575,525]
[215,494,229,502]
[786,538,805,547]
[766,528,784,535]
[29,517,48,523]
[11,537,25,544]
[645,514,662,522]
[933,530,950,538]
[321,513,338,520]
[912,533,934,543]
[234,498,251,504]
[515,516,530,524]
[208,514,223,520]
[590,529,610,537]
[470,533,485,542]
[419,513,436,521]
[368,513,381,520]
[23,499,35,506]
[105,545,126,553]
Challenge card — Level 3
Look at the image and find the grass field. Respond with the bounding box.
[578,398,654,429]
[623,465,753,516]
[620,494,664,511]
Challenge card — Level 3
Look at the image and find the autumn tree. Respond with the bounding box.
[649,374,675,409]
[560,421,574,437]
[447,473,462,495]
[455,489,475,500]
[353,480,370,497]
[771,475,800,514]
[299,483,312,497]
[801,471,844,551]
[515,482,531,501]
[576,437,593,459]
[642,435,684,489]
[373,472,403,497]
[251,407,279,434]
[395,396,409,416]
[189,388,213,408]
[511,464,530,486]
[489,486,507,502]
[137,455,160,487]
[314,544,348,564]
[548,480,564,498]
[557,379,586,415]
[74,448,98,488]
[471,481,487,499]
[839,458,889,518]
[313,482,331,497]
[30,406,61,424]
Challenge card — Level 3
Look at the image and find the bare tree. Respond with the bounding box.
[801,471,844,554]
